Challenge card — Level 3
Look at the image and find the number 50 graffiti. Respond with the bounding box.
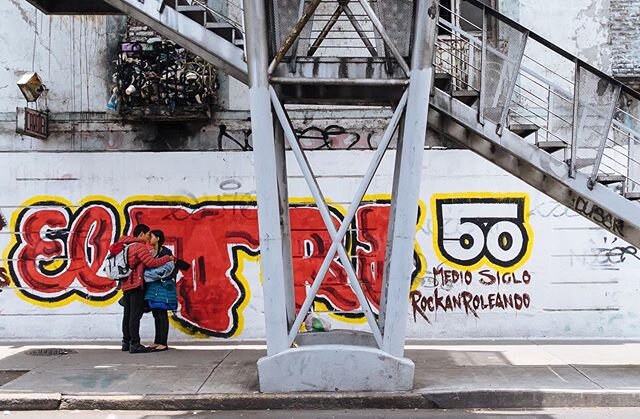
[432,193,533,270]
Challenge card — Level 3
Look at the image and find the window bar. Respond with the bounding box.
[570,61,580,178]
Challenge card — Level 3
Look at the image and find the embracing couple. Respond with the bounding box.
[113,224,189,354]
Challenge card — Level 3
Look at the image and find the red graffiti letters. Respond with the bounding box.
[126,201,260,337]
[9,202,119,303]
[7,197,422,337]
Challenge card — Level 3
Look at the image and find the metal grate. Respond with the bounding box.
[24,348,77,356]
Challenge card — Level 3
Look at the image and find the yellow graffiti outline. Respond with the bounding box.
[4,193,429,333]
[5,195,123,309]
[123,194,259,338]
[430,192,534,272]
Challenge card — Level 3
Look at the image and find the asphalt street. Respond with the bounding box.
[4,409,640,418]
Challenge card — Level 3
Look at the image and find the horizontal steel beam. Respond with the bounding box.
[24,0,121,14]
[270,77,408,86]
[272,58,407,80]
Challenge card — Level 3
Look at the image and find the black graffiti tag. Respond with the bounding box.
[573,197,624,237]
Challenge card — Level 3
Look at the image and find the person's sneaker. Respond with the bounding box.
[176,259,191,271]
[129,343,150,354]
[121,341,130,352]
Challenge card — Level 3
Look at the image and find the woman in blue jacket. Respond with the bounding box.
[144,230,179,352]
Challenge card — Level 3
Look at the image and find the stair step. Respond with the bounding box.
[597,174,626,185]
[574,157,597,169]
[624,191,640,200]
[206,24,243,45]
[434,73,452,90]
[452,90,480,105]
[176,5,205,12]
[509,124,539,137]
[205,22,234,29]
[536,140,567,153]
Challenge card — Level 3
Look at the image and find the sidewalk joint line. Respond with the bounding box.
[195,349,233,394]
[569,363,604,389]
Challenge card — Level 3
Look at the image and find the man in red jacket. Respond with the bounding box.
[118,224,174,353]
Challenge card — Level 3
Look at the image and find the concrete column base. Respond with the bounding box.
[257,343,415,392]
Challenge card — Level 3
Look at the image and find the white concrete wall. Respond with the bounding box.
[0,1,119,114]
[1,150,638,341]
[500,0,612,72]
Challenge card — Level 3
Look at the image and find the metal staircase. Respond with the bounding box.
[22,0,640,391]
[431,0,640,246]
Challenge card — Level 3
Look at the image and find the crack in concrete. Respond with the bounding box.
[8,0,35,27]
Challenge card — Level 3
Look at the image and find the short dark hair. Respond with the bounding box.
[151,229,165,248]
[132,224,150,237]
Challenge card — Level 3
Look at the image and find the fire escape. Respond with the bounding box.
[25,0,640,391]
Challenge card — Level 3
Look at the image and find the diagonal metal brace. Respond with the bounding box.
[281,90,409,347]
[269,0,323,73]
[341,3,378,57]
[269,86,386,348]
[356,0,410,75]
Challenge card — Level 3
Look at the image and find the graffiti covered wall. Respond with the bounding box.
[1,150,639,340]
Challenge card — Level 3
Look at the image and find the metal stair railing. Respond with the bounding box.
[433,0,640,204]
[179,0,244,38]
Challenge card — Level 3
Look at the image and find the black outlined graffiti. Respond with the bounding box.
[434,195,531,268]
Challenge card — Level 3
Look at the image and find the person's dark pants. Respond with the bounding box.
[122,287,145,345]
[152,309,169,346]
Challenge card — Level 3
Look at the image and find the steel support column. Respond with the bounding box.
[243,0,291,356]
[274,121,297,326]
[379,0,438,358]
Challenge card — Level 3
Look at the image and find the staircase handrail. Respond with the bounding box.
[462,0,640,103]
[185,0,244,35]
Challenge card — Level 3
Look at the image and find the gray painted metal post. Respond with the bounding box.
[629,132,640,193]
[274,122,297,326]
[380,0,437,358]
[479,8,487,125]
[570,61,580,178]
[379,111,405,335]
[243,1,290,355]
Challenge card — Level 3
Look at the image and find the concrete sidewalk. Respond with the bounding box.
[2,339,640,410]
